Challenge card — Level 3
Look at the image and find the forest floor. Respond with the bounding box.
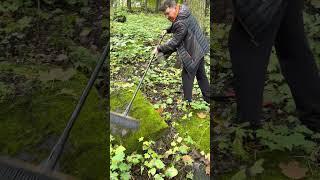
[110,10,211,179]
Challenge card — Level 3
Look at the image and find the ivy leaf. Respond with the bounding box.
[118,162,130,172]
[164,149,173,158]
[165,166,178,178]
[249,159,264,176]
[148,168,156,176]
[138,137,144,142]
[178,145,189,154]
[232,129,248,159]
[166,98,173,104]
[120,172,131,180]
[154,174,164,180]
[186,172,193,179]
[112,146,126,163]
[155,159,165,169]
[177,137,183,143]
[110,172,119,180]
[293,125,313,135]
[171,142,176,147]
[144,153,150,159]
[231,169,246,180]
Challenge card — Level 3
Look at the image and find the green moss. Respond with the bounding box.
[175,112,210,153]
[0,63,106,180]
[110,88,168,152]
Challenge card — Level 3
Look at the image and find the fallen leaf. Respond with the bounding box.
[57,88,76,96]
[205,164,210,175]
[80,28,92,37]
[182,155,193,165]
[39,68,76,82]
[197,112,207,119]
[56,54,68,63]
[279,161,308,179]
[156,107,163,114]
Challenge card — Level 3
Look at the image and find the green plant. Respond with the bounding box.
[256,124,317,153]
[110,134,196,179]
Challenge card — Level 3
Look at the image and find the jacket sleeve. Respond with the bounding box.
[158,21,188,54]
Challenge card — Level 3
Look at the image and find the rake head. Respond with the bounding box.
[110,111,140,130]
[0,156,75,180]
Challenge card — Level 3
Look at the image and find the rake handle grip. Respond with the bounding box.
[124,33,167,116]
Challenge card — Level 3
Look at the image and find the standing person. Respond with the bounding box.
[218,0,320,131]
[153,0,210,103]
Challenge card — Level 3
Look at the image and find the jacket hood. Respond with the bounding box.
[176,4,191,21]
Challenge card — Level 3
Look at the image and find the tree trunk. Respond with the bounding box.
[155,0,160,12]
[127,0,131,11]
[185,0,206,30]
[205,0,209,16]
[145,0,147,11]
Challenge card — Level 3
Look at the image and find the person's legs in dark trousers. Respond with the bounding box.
[196,57,211,102]
[228,7,284,127]
[275,0,320,131]
[182,57,210,102]
[229,0,320,131]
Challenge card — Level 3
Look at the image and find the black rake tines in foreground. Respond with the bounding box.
[0,44,109,180]
[0,157,74,180]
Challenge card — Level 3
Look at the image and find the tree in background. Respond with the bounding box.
[127,0,132,11]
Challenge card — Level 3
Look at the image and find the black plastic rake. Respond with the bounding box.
[0,44,109,180]
[110,33,166,132]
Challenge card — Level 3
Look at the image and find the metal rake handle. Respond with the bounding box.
[123,33,167,116]
[42,43,109,171]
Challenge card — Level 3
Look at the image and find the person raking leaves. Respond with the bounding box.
[152,0,210,103]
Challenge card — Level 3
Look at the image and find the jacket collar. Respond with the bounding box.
[175,4,191,21]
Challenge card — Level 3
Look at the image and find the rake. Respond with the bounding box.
[110,33,167,132]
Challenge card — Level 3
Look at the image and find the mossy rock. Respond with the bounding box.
[0,63,106,180]
[175,112,210,153]
[110,88,168,152]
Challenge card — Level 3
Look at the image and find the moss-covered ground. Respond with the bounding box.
[110,88,168,152]
[0,62,106,180]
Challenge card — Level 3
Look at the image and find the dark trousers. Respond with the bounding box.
[182,57,210,102]
[228,0,320,130]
